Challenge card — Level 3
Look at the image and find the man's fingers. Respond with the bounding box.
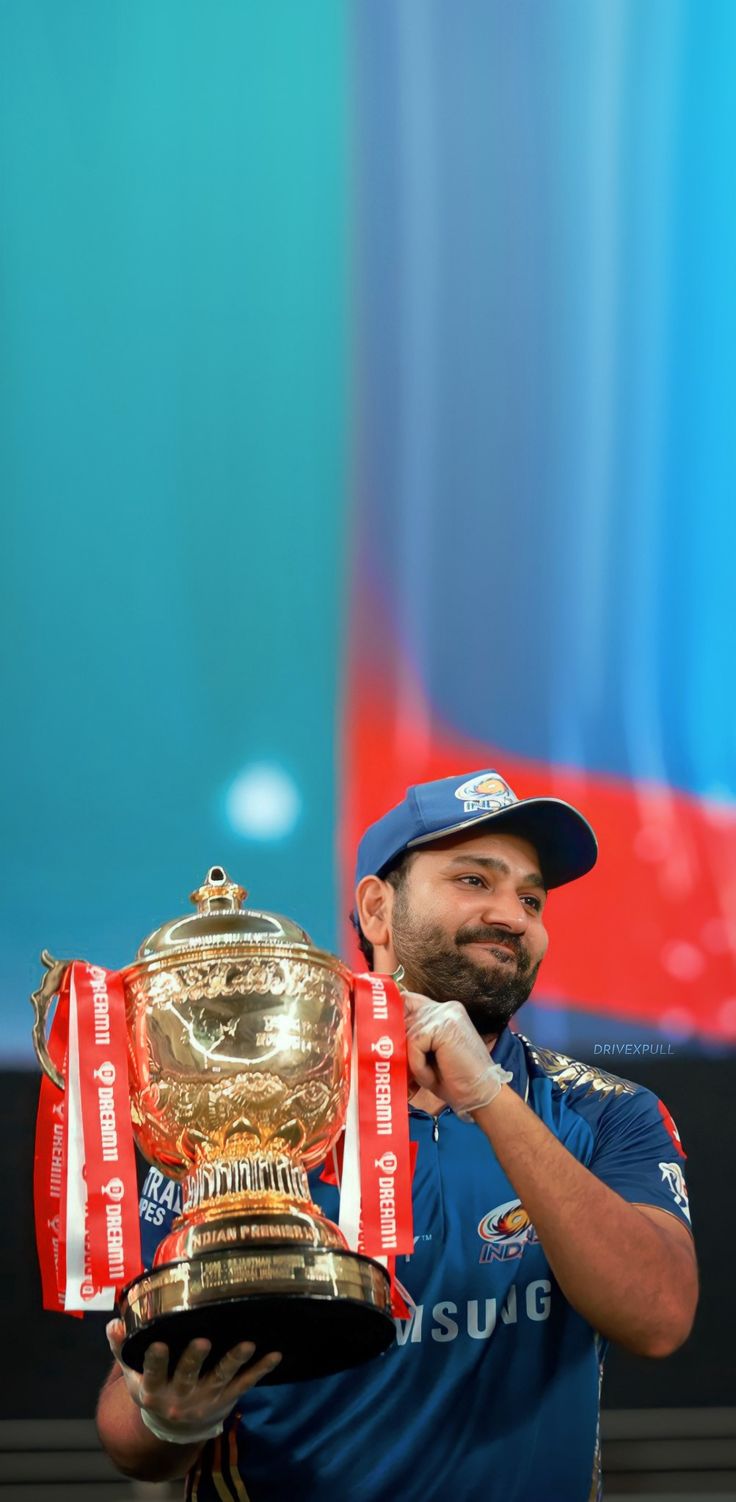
[405,1008,445,1051]
[210,1342,256,1386]
[227,1350,282,1398]
[140,1342,171,1390]
[405,1020,436,1052]
[402,990,431,1020]
[171,1339,211,1393]
[106,1319,125,1362]
[407,1038,439,1090]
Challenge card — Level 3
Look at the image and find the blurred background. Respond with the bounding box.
[1,1,735,1496]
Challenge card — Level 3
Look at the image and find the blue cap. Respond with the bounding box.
[355,770,598,892]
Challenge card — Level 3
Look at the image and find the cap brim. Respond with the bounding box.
[407,796,598,889]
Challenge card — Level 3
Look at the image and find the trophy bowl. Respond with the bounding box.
[31,867,395,1383]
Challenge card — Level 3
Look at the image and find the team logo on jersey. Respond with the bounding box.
[659,1162,691,1223]
[477,1199,539,1262]
[454,773,517,815]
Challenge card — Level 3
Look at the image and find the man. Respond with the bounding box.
[97,769,698,1502]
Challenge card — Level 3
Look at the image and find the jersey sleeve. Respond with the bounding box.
[138,1165,183,1267]
[588,1086,692,1232]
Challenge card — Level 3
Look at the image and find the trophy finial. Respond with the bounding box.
[190,866,248,914]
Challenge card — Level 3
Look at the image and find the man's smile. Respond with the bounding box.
[465,940,518,964]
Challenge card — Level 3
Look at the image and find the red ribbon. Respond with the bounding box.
[74,964,142,1295]
[33,962,142,1313]
[337,974,414,1316]
[33,969,74,1312]
[354,974,414,1257]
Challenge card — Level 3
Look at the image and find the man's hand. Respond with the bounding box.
[106,1319,282,1445]
[403,992,512,1118]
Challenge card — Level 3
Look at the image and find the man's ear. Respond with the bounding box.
[355,875,392,951]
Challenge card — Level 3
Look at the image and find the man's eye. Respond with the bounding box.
[521,895,542,911]
[458,874,485,887]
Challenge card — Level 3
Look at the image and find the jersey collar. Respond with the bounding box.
[491,1024,530,1103]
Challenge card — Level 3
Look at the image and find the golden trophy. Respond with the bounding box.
[30,866,394,1383]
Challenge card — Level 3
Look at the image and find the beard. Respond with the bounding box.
[390,889,541,1035]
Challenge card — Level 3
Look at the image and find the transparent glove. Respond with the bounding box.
[140,1407,224,1444]
[106,1321,281,1445]
[403,992,512,1119]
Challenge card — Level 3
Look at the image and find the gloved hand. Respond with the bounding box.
[106,1320,281,1444]
[404,992,512,1120]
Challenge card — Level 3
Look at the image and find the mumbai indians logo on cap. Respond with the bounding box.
[455,772,517,815]
[477,1199,540,1263]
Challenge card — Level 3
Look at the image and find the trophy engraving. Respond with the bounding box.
[30,867,395,1382]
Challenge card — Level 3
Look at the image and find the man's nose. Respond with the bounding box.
[478,889,528,933]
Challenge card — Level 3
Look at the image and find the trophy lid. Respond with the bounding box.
[135,865,314,960]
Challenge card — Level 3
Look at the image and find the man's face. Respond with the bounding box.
[387,827,549,1036]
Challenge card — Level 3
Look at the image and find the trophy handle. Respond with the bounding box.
[30,950,69,1091]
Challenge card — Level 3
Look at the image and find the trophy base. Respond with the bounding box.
[119,1244,395,1384]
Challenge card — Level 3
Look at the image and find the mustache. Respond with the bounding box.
[456,925,528,966]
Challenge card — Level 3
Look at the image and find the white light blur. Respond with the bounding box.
[225,762,301,841]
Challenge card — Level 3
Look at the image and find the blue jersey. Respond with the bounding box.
[137,1026,693,1502]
